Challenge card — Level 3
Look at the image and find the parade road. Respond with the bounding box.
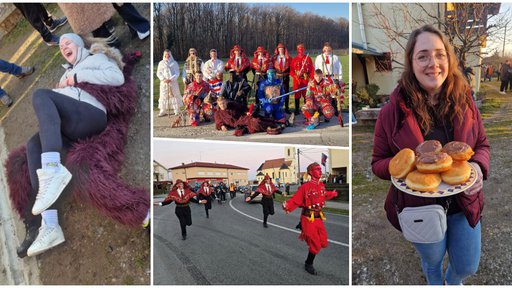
[153,195,349,285]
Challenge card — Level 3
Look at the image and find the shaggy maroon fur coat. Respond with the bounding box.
[4,53,149,228]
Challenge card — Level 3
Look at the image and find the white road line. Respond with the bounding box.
[229,199,349,248]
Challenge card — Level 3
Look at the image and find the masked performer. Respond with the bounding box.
[182,48,203,86]
[251,46,272,107]
[225,45,250,80]
[272,43,292,114]
[197,181,215,218]
[221,71,251,108]
[183,71,213,126]
[257,69,286,123]
[245,174,285,228]
[302,69,336,130]
[315,42,342,116]
[283,163,338,275]
[156,49,183,117]
[156,179,206,240]
[202,48,224,82]
[290,43,314,115]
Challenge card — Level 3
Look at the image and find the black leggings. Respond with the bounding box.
[26,89,107,212]
[175,206,192,236]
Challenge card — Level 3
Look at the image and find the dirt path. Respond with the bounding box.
[352,81,512,285]
[0,4,150,285]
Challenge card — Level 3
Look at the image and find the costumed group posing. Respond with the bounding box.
[156,162,337,276]
[156,42,345,134]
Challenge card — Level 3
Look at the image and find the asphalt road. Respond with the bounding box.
[153,195,349,285]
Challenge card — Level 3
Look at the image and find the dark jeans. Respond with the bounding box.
[25,89,107,218]
[113,4,150,35]
[14,4,53,42]
[0,59,22,95]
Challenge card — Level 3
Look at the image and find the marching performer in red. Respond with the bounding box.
[245,174,285,228]
[290,43,314,115]
[155,179,206,240]
[225,44,250,80]
[283,162,338,275]
[272,43,292,114]
[302,69,336,130]
[197,181,215,218]
[183,71,213,126]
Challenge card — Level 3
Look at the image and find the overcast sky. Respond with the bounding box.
[153,139,341,180]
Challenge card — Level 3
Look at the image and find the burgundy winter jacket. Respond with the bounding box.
[372,85,490,231]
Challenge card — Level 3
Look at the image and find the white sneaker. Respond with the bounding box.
[27,222,65,257]
[499,91,506,95]
[137,30,150,40]
[32,164,72,215]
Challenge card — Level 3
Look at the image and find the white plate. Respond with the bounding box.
[391,165,477,198]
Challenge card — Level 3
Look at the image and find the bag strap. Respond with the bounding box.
[393,186,452,214]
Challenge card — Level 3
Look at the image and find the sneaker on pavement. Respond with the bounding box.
[27,221,65,257]
[0,93,13,107]
[48,17,67,33]
[45,35,60,46]
[16,66,35,79]
[137,30,150,40]
[32,164,72,215]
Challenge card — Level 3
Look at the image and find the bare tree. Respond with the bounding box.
[364,3,503,70]
[153,3,349,62]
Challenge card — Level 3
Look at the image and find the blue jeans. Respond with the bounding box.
[413,212,481,285]
[0,59,22,96]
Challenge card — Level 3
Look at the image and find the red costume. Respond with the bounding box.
[214,100,278,135]
[284,164,337,255]
[302,77,336,123]
[183,80,213,126]
[272,43,292,112]
[161,179,200,239]
[247,174,283,227]
[162,180,197,204]
[290,44,314,100]
[251,46,272,75]
[197,181,214,218]
[225,45,250,79]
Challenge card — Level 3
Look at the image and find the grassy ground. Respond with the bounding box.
[152,53,349,111]
[352,79,512,284]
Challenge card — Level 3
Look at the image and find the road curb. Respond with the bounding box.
[0,126,40,284]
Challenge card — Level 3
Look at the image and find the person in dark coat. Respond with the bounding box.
[221,71,251,108]
[500,60,511,94]
[372,25,489,285]
[155,179,206,240]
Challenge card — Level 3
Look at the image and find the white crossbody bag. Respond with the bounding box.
[394,188,450,244]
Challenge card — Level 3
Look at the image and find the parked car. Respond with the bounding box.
[244,184,262,203]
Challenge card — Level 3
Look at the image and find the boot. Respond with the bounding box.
[17,218,40,258]
[294,98,301,115]
[305,252,317,275]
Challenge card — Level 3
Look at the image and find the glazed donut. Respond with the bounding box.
[441,161,472,185]
[442,141,475,161]
[415,140,442,155]
[405,170,442,192]
[416,152,453,173]
[389,148,416,179]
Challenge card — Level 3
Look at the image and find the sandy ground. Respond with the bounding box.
[0,4,150,284]
[351,81,512,285]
